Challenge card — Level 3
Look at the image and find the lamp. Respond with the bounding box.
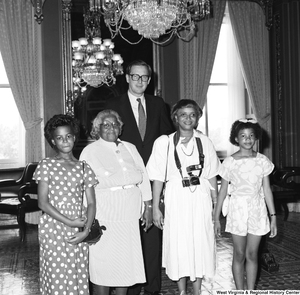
[95,0,212,44]
[72,4,124,93]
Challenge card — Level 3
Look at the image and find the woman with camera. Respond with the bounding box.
[147,99,221,295]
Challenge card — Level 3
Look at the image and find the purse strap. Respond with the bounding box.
[228,181,231,197]
[81,161,86,217]
[81,160,85,194]
[164,136,170,183]
[160,136,170,202]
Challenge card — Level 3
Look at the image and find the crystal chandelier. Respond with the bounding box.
[72,4,124,93]
[96,0,212,44]
[123,1,179,39]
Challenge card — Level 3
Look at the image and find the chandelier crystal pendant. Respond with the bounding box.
[97,0,212,44]
[72,4,124,93]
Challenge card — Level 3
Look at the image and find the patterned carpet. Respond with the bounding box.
[255,215,300,290]
[0,212,300,294]
[149,212,300,293]
[0,222,39,295]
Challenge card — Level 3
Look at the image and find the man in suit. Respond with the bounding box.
[104,60,174,295]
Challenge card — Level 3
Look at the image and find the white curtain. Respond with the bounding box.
[228,1,272,159]
[178,0,226,109]
[0,0,44,163]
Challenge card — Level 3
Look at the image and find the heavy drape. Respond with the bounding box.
[178,0,226,109]
[0,0,44,163]
[228,1,272,158]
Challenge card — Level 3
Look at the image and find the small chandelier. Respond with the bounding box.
[97,0,212,44]
[72,4,124,93]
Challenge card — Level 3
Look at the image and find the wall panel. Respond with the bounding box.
[270,0,300,167]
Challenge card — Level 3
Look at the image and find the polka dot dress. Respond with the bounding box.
[33,158,98,295]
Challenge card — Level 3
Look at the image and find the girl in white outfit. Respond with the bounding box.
[214,119,277,290]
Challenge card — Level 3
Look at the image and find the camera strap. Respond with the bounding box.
[173,132,205,180]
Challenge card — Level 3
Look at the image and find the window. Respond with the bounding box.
[0,53,25,169]
[198,10,254,159]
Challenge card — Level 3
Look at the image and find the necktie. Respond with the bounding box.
[137,98,146,140]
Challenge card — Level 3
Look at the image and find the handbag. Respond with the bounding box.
[81,219,106,245]
[80,161,106,245]
[261,251,279,272]
[222,181,231,217]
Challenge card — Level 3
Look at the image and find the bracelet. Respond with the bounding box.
[270,213,276,216]
[145,204,152,208]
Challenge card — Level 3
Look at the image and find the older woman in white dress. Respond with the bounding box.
[147,99,221,295]
[80,109,152,295]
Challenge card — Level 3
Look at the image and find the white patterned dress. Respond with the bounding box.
[33,158,98,295]
[220,153,274,236]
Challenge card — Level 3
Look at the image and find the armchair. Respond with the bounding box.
[0,162,40,241]
[271,167,300,221]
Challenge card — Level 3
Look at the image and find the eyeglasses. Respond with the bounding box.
[129,74,149,82]
[100,122,121,130]
[177,113,198,120]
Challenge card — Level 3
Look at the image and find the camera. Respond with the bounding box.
[182,175,200,187]
[182,164,202,187]
[186,164,202,173]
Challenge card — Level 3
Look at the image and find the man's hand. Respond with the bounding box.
[141,205,153,232]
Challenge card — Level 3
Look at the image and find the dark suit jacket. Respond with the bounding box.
[104,93,174,165]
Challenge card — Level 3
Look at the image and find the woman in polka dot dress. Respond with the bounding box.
[33,114,98,295]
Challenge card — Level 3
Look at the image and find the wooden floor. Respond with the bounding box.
[0,212,300,294]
